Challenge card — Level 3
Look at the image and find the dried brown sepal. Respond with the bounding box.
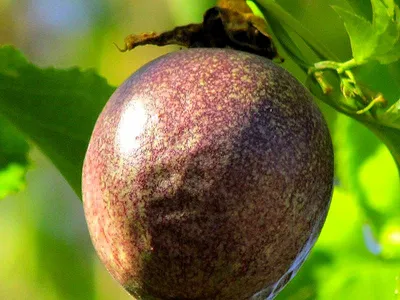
[116,0,282,61]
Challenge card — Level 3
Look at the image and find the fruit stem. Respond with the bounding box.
[117,0,281,60]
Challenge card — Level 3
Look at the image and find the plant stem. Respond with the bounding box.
[312,58,362,73]
[356,94,385,115]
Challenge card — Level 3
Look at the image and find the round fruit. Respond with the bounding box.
[82,48,334,299]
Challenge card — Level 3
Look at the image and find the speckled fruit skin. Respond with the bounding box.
[83,48,334,300]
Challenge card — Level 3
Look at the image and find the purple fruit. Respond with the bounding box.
[82,48,334,299]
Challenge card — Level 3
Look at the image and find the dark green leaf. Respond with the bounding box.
[0,115,30,199]
[343,0,373,20]
[0,45,116,198]
[0,116,29,170]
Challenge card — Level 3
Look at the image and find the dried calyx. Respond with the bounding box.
[115,0,283,61]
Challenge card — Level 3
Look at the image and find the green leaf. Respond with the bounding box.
[372,0,400,63]
[255,0,339,61]
[378,6,400,63]
[0,45,116,198]
[0,115,30,199]
[343,0,373,21]
[332,6,377,62]
[333,0,400,64]
[262,13,309,70]
[372,0,393,34]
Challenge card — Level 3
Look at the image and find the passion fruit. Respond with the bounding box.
[82,48,334,299]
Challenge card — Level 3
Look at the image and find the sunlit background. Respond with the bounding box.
[1,0,400,299]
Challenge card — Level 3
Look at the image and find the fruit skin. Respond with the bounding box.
[82,48,334,299]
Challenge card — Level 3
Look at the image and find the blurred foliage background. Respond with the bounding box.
[0,0,399,299]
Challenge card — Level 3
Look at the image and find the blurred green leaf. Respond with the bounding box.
[36,230,95,299]
[0,45,116,198]
[168,0,215,24]
[317,257,400,299]
[0,115,29,199]
[379,218,400,259]
[335,116,387,227]
[365,122,400,173]
[360,144,400,216]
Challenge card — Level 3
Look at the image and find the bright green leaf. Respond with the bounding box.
[383,0,397,13]
[332,6,377,62]
[334,0,400,64]
[0,164,27,199]
[0,115,29,199]
[372,0,400,63]
[0,45,116,198]
[377,6,400,64]
[372,0,393,34]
